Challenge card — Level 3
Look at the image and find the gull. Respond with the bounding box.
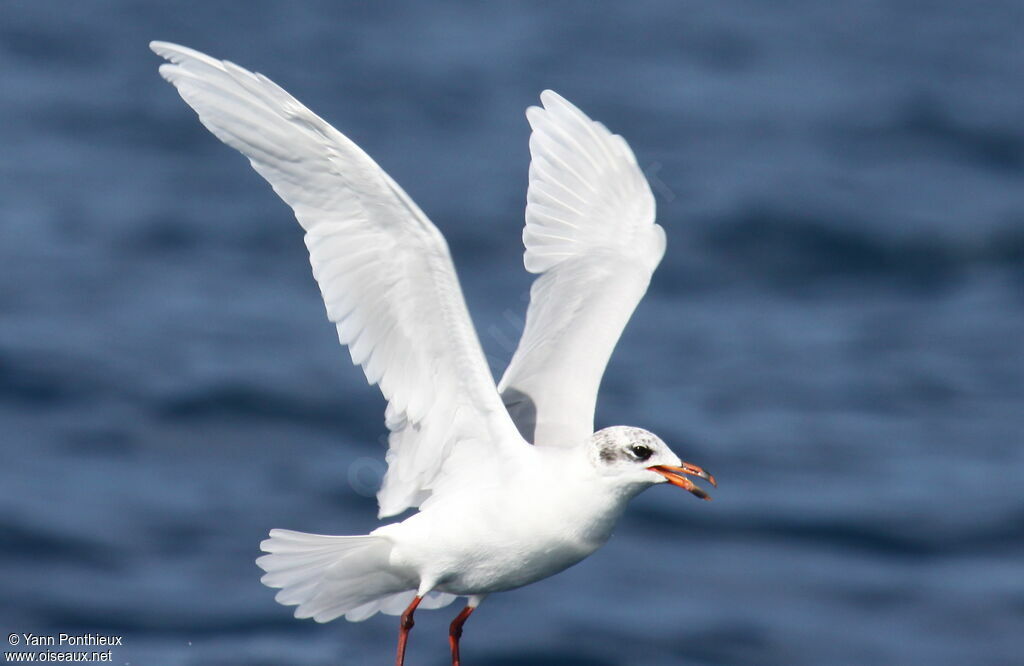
[151,42,716,666]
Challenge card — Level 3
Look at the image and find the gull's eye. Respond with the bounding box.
[629,444,653,461]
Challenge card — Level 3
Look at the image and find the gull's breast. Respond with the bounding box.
[384,471,624,596]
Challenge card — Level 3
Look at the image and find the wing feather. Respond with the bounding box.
[152,42,525,517]
[499,91,665,447]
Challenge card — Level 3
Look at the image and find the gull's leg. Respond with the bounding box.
[395,595,423,666]
[449,595,485,666]
[448,606,474,666]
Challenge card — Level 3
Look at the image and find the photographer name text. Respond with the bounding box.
[13,635,121,648]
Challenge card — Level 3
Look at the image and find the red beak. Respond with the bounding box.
[647,462,717,501]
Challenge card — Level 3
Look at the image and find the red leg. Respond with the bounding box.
[395,595,422,666]
[448,604,476,666]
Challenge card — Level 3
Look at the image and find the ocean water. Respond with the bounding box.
[1,2,1022,664]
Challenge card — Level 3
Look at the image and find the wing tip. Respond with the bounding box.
[528,89,585,130]
[149,40,228,73]
[149,40,188,60]
[525,88,561,123]
[539,89,566,107]
[540,89,587,119]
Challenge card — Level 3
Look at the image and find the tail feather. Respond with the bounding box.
[256,528,456,623]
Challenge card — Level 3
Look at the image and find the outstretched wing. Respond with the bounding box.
[498,91,665,447]
[152,42,525,517]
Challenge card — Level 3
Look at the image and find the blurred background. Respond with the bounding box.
[2,1,1022,664]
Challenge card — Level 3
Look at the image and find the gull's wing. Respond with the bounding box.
[151,42,526,517]
[498,91,665,447]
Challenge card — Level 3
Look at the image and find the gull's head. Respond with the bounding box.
[587,426,715,500]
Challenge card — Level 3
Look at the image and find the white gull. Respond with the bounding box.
[151,41,715,666]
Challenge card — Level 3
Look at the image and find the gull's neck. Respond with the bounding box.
[528,442,643,547]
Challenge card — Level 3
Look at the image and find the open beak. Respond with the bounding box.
[647,462,717,501]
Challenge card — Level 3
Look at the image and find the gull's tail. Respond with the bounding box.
[256,529,455,622]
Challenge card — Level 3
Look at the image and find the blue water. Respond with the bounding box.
[2,2,1023,664]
